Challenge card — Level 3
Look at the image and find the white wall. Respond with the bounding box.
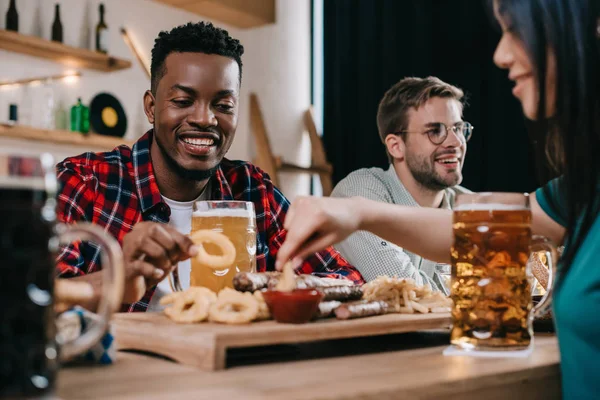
[0,0,312,199]
[237,0,313,198]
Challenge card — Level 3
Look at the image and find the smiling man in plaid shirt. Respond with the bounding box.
[55,22,364,312]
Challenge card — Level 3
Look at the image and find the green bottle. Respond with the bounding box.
[70,97,89,134]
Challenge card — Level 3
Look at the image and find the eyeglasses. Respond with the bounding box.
[391,121,474,145]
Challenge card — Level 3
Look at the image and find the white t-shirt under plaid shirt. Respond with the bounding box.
[331,164,471,292]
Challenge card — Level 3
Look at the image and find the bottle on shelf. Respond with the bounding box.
[51,3,63,43]
[8,104,18,126]
[70,98,90,134]
[5,0,18,32]
[54,99,67,131]
[95,3,108,53]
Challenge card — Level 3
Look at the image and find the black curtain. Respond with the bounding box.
[322,0,539,193]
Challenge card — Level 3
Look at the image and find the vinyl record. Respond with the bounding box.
[89,92,127,137]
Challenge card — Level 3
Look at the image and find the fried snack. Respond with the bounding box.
[208,288,260,324]
[164,295,210,323]
[253,290,271,320]
[190,229,236,269]
[159,291,181,307]
[275,261,296,292]
[362,276,452,314]
[160,286,217,306]
[162,287,217,323]
[416,291,453,313]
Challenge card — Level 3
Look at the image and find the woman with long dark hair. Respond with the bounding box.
[277,0,599,397]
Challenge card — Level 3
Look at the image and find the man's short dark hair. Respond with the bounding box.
[150,21,244,94]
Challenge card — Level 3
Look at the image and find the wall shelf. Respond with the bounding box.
[0,124,134,151]
[151,0,275,29]
[0,29,131,72]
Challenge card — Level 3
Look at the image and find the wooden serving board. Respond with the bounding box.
[112,311,451,371]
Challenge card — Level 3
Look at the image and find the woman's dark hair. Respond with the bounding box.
[494,0,599,279]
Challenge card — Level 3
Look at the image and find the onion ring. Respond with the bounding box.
[253,290,271,320]
[160,286,217,306]
[190,230,236,270]
[208,289,259,324]
[162,287,217,323]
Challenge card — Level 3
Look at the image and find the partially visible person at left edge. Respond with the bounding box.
[54,21,364,313]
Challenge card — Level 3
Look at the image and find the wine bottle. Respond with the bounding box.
[95,3,108,53]
[5,0,18,32]
[51,4,63,43]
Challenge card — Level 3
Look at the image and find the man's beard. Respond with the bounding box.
[405,152,460,191]
[155,134,220,181]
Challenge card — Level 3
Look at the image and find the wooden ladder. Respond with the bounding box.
[249,93,333,195]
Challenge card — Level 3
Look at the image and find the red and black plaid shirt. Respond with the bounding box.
[56,130,364,311]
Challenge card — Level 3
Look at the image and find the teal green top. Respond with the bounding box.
[536,180,600,400]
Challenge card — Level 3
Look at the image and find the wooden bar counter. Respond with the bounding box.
[57,331,561,399]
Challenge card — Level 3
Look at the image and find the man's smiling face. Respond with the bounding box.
[145,52,240,180]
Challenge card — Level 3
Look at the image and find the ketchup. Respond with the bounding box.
[262,289,324,324]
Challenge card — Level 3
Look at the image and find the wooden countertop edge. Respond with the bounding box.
[57,336,561,399]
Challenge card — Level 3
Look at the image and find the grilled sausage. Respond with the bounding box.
[267,274,355,290]
[315,300,342,319]
[234,272,358,293]
[335,300,390,320]
[321,286,363,301]
[232,272,280,292]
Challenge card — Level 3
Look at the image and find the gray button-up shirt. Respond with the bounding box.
[331,164,471,292]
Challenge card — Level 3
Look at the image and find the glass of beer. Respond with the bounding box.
[0,153,124,398]
[450,192,557,351]
[171,201,256,293]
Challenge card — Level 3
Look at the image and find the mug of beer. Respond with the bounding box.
[0,153,124,398]
[170,200,257,293]
[450,192,557,351]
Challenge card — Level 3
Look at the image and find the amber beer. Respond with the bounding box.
[190,201,257,293]
[451,195,536,350]
[0,154,124,398]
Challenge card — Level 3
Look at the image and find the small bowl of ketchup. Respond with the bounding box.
[262,289,324,324]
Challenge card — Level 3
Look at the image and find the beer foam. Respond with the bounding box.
[192,208,253,218]
[0,176,46,191]
[454,203,527,211]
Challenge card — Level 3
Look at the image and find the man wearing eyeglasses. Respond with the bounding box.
[330,76,472,293]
